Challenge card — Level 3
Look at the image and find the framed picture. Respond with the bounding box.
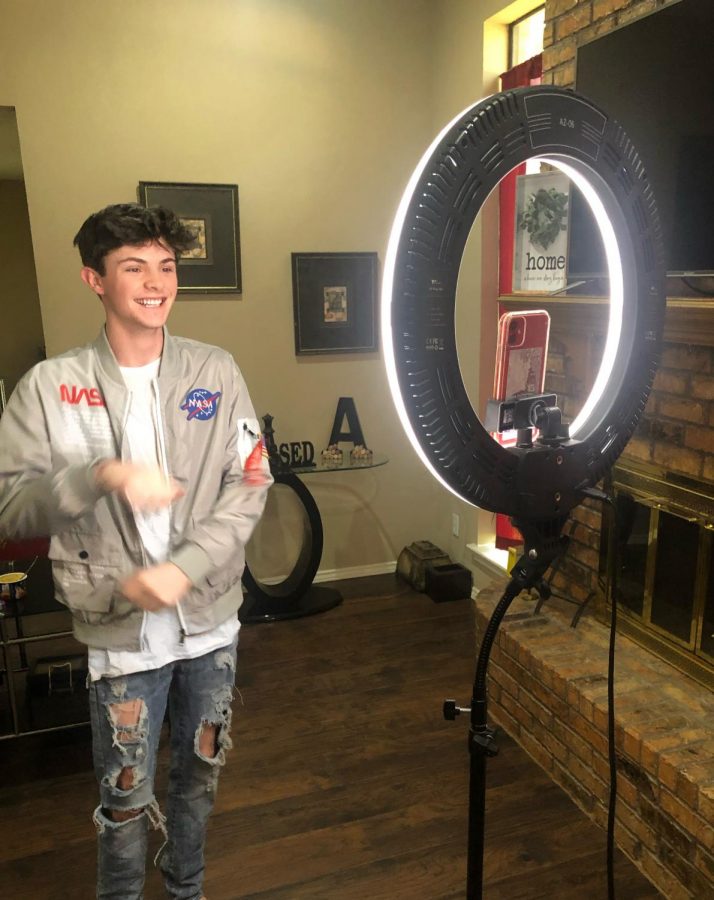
[512,171,569,293]
[137,181,241,294]
[291,252,379,355]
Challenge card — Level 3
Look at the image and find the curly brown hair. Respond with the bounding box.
[73,203,197,274]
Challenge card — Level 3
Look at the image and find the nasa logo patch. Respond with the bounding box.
[180,388,222,421]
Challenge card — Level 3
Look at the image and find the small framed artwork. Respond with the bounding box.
[137,181,241,294]
[291,252,379,355]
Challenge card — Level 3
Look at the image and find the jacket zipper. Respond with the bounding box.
[121,387,151,652]
[153,378,190,644]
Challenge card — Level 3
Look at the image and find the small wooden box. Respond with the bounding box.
[396,541,451,592]
[425,563,473,603]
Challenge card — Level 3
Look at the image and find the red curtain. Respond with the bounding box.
[498,54,542,298]
[495,54,542,551]
[0,537,50,561]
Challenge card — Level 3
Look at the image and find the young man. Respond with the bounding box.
[0,203,272,899]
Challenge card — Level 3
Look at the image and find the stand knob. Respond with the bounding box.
[443,699,470,721]
[471,726,499,757]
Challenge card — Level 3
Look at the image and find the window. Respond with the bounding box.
[509,5,545,69]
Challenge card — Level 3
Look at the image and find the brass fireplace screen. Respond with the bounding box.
[600,462,714,690]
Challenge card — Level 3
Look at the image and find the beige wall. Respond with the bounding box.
[0,179,45,396]
[0,0,513,575]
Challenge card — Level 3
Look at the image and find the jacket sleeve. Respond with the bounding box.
[168,363,273,583]
[0,369,107,539]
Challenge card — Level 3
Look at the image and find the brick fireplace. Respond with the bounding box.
[476,1,714,898]
[474,585,714,899]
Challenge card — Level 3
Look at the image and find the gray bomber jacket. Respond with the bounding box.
[0,327,272,650]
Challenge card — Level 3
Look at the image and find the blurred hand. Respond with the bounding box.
[119,562,192,612]
[95,460,184,511]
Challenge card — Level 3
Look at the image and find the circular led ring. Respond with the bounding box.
[382,86,666,521]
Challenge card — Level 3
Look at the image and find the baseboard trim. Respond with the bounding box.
[313,560,397,584]
[251,560,397,587]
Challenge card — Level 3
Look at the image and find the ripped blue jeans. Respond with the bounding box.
[88,640,237,900]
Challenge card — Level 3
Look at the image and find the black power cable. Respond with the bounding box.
[607,521,618,900]
[582,487,618,899]
[681,276,714,297]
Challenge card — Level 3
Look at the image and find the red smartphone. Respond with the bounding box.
[493,310,551,402]
[491,310,551,449]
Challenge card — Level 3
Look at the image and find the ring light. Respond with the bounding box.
[382,85,665,524]
[383,86,667,900]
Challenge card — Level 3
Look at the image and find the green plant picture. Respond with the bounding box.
[512,172,570,292]
[518,186,569,251]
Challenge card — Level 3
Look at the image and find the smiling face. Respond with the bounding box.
[81,240,179,363]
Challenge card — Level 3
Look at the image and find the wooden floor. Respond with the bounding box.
[0,574,661,899]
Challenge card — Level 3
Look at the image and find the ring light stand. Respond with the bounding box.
[382,86,665,899]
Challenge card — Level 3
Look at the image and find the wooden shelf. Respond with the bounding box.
[662,298,714,346]
[499,294,714,347]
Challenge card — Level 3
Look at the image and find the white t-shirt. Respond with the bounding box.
[88,358,239,681]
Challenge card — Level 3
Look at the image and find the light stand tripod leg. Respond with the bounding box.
[465,578,522,899]
[467,699,491,900]
[447,516,569,898]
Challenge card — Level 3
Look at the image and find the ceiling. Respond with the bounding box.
[0,107,24,180]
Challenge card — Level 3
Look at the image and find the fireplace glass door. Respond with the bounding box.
[605,469,714,688]
[649,511,700,644]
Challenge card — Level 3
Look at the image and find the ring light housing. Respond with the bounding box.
[382,86,665,524]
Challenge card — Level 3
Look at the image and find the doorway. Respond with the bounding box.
[0,106,46,407]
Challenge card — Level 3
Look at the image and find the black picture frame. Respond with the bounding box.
[137,181,241,294]
[291,252,379,355]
